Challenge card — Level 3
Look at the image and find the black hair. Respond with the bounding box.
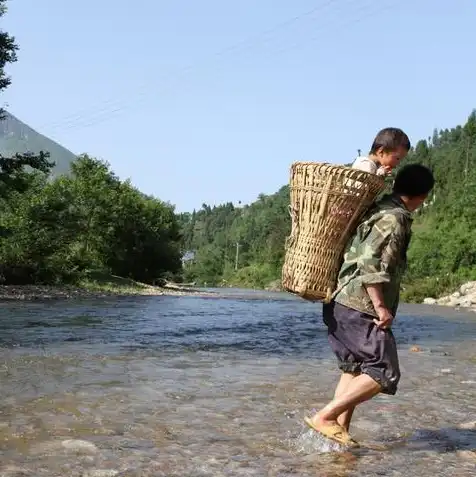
[393,164,434,197]
[370,127,411,154]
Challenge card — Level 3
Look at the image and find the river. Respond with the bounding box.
[0,289,475,476]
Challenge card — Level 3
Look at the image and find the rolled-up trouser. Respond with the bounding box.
[322,300,401,395]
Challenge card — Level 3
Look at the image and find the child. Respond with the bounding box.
[352,127,411,176]
[331,127,411,220]
[305,164,435,447]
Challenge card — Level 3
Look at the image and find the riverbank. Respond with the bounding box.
[423,281,476,312]
[14,272,470,307]
[0,275,216,301]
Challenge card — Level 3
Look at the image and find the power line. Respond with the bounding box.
[39,0,386,134]
[264,0,400,64]
[37,0,400,135]
[34,0,367,132]
[35,0,340,131]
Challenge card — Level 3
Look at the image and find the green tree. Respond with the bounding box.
[0,154,184,285]
[102,181,182,283]
[0,0,56,233]
[0,0,18,119]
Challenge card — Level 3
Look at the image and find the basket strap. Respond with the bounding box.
[285,204,299,250]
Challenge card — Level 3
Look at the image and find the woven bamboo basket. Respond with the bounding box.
[281,162,386,302]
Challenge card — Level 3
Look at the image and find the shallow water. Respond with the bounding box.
[0,290,475,476]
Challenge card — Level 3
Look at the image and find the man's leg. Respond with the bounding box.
[322,301,363,432]
[333,371,360,431]
[310,373,381,429]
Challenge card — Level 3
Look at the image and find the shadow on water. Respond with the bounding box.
[403,427,476,453]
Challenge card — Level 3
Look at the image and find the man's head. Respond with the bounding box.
[370,127,411,170]
[393,164,435,212]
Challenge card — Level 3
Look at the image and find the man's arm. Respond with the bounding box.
[365,283,386,310]
[365,283,394,329]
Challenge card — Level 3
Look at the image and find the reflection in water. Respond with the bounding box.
[0,292,475,476]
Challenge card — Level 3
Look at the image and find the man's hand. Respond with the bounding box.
[365,283,394,330]
[373,304,394,330]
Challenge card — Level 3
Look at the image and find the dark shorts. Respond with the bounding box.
[323,300,401,395]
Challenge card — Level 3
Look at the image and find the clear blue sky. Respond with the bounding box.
[2,0,475,212]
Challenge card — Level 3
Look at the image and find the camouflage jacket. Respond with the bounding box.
[333,194,413,317]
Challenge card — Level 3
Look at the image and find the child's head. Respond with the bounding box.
[393,164,434,211]
[369,127,411,169]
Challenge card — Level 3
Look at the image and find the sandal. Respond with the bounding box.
[304,416,360,448]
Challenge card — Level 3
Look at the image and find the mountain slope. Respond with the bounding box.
[0,111,76,175]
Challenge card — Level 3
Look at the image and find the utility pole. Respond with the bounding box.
[224,217,228,266]
[465,135,470,187]
[235,242,240,270]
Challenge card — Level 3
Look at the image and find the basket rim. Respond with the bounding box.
[289,161,386,187]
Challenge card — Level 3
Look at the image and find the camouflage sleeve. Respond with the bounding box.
[357,214,407,285]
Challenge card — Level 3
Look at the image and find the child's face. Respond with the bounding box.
[376,146,408,169]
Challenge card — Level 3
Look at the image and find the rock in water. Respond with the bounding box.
[460,281,476,295]
[61,439,98,454]
[0,465,30,476]
[82,471,119,477]
[458,421,476,430]
[445,298,460,307]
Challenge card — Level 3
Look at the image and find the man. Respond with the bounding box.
[305,163,435,447]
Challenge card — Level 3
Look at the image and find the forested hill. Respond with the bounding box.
[179,110,476,302]
[179,187,290,288]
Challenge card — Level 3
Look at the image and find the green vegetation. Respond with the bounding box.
[0,154,183,286]
[77,272,155,295]
[178,189,290,289]
[180,111,476,302]
[400,112,476,302]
